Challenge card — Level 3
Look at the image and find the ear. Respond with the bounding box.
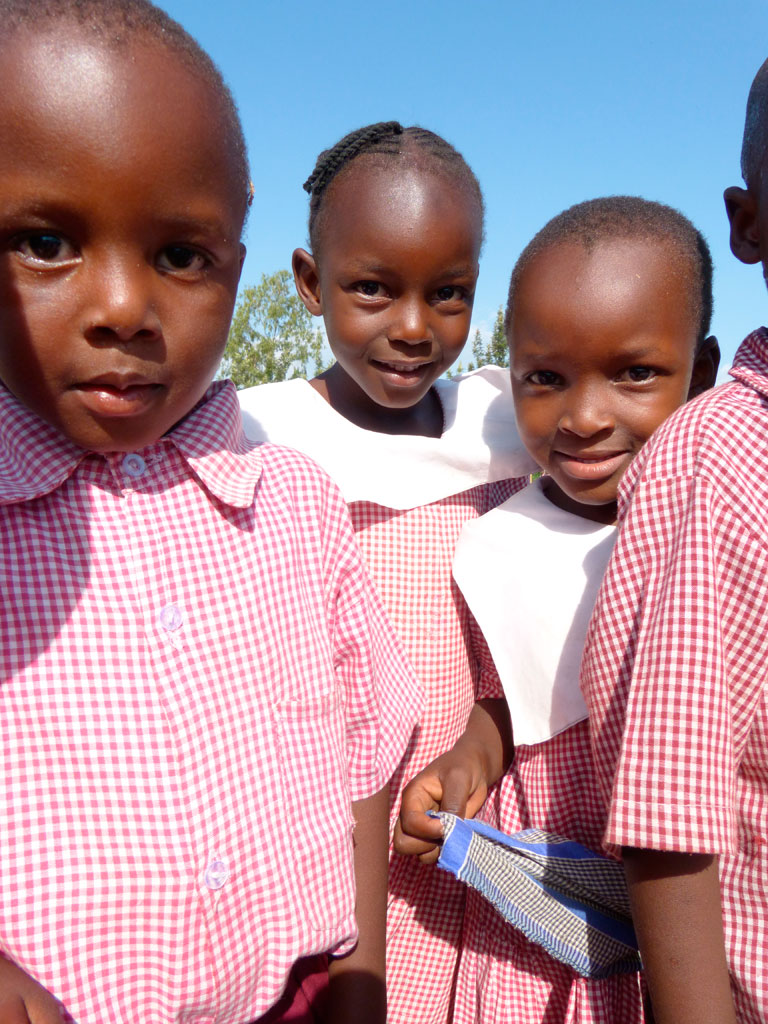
[237,243,246,282]
[292,247,323,316]
[724,185,762,265]
[687,335,721,399]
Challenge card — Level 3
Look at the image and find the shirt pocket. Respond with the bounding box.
[274,691,356,933]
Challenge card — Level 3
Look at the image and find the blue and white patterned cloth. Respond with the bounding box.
[433,812,641,979]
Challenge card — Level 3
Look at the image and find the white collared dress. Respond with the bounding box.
[449,480,646,1024]
[239,368,535,1024]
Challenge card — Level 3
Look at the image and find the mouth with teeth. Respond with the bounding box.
[371,359,433,384]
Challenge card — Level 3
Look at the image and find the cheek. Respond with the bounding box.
[323,304,372,351]
[167,290,236,368]
[514,396,559,450]
[0,331,60,398]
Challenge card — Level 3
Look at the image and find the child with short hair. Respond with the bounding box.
[0,4,420,1023]
[397,196,719,1023]
[581,61,768,1024]
[237,122,535,1023]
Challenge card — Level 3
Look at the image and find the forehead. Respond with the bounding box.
[318,162,483,260]
[515,237,694,328]
[0,27,244,210]
[511,236,697,356]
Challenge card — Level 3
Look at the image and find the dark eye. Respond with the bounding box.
[354,281,386,297]
[435,285,463,302]
[528,370,562,386]
[158,246,207,273]
[624,366,656,382]
[15,232,77,265]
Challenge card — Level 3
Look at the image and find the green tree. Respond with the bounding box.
[486,306,509,367]
[220,270,327,388]
[446,307,508,378]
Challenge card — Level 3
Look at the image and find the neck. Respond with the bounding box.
[541,477,617,525]
[310,364,443,437]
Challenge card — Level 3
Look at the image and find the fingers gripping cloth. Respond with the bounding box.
[431,812,641,979]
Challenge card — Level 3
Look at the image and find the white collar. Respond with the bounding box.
[453,479,616,745]
[237,367,536,508]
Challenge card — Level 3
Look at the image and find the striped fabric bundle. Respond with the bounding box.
[433,812,641,979]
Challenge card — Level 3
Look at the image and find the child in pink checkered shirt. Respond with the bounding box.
[0,3,421,1023]
[581,59,768,1024]
[397,196,719,1024]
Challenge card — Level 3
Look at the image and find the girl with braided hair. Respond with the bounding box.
[239,121,534,1023]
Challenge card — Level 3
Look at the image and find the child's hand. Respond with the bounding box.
[394,744,490,865]
[394,698,512,865]
[0,959,64,1023]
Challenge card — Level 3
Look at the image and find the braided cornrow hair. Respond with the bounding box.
[303,121,484,253]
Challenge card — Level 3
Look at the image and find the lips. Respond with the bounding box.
[73,373,163,417]
[370,358,434,382]
[553,450,628,481]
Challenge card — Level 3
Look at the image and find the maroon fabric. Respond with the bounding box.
[256,956,329,1023]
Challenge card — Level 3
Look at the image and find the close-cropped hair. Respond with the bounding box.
[0,0,250,207]
[740,58,768,188]
[302,120,485,255]
[506,195,713,349]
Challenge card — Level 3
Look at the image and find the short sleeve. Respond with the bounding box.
[320,482,423,802]
[582,469,768,855]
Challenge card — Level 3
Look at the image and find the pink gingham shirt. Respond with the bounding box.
[581,329,768,1023]
[0,381,421,1024]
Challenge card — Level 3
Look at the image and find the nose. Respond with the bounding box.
[82,255,162,345]
[390,294,431,346]
[557,380,614,437]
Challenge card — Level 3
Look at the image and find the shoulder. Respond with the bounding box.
[254,441,347,517]
[621,379,765,503]
[437,364,535,475]
[436,364,512,418]
[237,378,320,446]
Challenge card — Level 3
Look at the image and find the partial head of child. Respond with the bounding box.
[506,196,720,524]
[292,121,484,438]
[724,58,768,279]
[0,0,250,454]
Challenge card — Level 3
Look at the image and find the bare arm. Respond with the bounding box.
[622,848,737,1024]
[326,785,389,1024]
[394,698,513,864]
[0,958,64,1024]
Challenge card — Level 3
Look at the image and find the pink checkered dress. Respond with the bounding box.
[0,382,421,1023]
[237,371,533,1024]
[351,482,524,1024]
[582,328,768,1024]
[450,488,645,1024]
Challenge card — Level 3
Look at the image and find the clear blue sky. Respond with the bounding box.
[161,0,768,375]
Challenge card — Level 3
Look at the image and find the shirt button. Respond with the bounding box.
[204,859,229,890]
[122,453,147,478]
[159,604,183,631]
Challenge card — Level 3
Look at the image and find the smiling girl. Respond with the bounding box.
[396,196,719,1024]
[238,122,534,1023]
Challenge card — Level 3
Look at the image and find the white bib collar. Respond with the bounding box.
[453,479,616,745]
[237,367,536,508]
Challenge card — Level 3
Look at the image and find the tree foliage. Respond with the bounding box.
[485,306,509,367]
[220,270,327,388]
[446,306,508,378]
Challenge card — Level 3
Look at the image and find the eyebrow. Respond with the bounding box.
[341,259,477,278]
[612,343,674,360]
